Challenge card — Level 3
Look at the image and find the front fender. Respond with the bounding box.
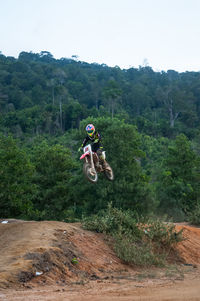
[80,152,90,160]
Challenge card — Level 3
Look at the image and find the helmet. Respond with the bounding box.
[86,124,95,137]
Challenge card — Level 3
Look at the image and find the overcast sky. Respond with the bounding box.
[1,0,200,72]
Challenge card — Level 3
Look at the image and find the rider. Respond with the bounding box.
[79,124,108,169]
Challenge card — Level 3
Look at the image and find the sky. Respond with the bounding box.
[1,0,200,72]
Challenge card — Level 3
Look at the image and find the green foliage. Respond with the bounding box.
[156,134,200,220]
[102,80,122,118]
[0,135,35,217]
[188,203,200,225]
[113,234,163,266]
[31,141,77,220]
[82,202,142,237]
[82,203,183,266]
[75,116,155,215]
[0,52,200,223]
[1,51,200,139]
[140,219,183,247]
[71,257,79,265]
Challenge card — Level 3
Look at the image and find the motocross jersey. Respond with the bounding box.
[82,131,101,147]
[81,131,103,153]
[81,131,105,160]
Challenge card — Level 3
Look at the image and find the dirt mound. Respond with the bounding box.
[0,220,200,290]
[0,221,129,289]
[175,224,200,265]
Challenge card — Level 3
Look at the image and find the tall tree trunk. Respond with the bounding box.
[95,98,98,111]
[111,98,114,119]
[59,98,63,131]
[52,86,55,105]
[169,98,180,128]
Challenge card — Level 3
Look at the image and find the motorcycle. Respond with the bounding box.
[80,144,114,183]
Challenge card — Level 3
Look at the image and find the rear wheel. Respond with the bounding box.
[103,163,114,181]
[83,162,98,183]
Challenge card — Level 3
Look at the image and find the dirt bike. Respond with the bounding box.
[80,144,114,183]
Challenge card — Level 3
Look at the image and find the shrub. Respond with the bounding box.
[82,203,183,267]
[82,203,142,238]
[114,233,165,266]
[140,219,183,248]
[188,203,200,225]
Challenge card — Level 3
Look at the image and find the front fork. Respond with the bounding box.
[85,153,96,175]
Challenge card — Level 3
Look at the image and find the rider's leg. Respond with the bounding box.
[97,148,108,169]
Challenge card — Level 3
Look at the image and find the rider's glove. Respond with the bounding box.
[78,146,82,152]
[94,139,99,143]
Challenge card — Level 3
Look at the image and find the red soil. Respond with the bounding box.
[0,220,200,301]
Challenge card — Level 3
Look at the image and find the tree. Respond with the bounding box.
[156,134,200,220]
[156,85,193,129]
[102,80,122,118]
[0,135,35,217]
[31,141,76,219]
[75,117,154,215]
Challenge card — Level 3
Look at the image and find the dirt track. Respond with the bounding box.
[0,220,200,301]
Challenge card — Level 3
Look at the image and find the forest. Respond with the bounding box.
[0,50,200,223]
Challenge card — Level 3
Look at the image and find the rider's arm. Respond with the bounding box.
[82,136,89,147]
[94,132,101,143]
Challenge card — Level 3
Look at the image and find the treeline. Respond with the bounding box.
[0,51,200,223]
[0,117,200,223]
[1,51,200,139]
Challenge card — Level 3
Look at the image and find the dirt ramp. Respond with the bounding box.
[1,221,200,301]
[1,221,200,289]
[0,221,128,288]
[175,224,200,265]
[0,221,59,287]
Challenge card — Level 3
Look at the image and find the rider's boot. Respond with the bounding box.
[101,159,109,170]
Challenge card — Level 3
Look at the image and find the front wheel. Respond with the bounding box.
[83,162,98,183]
[103,163,114,181]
